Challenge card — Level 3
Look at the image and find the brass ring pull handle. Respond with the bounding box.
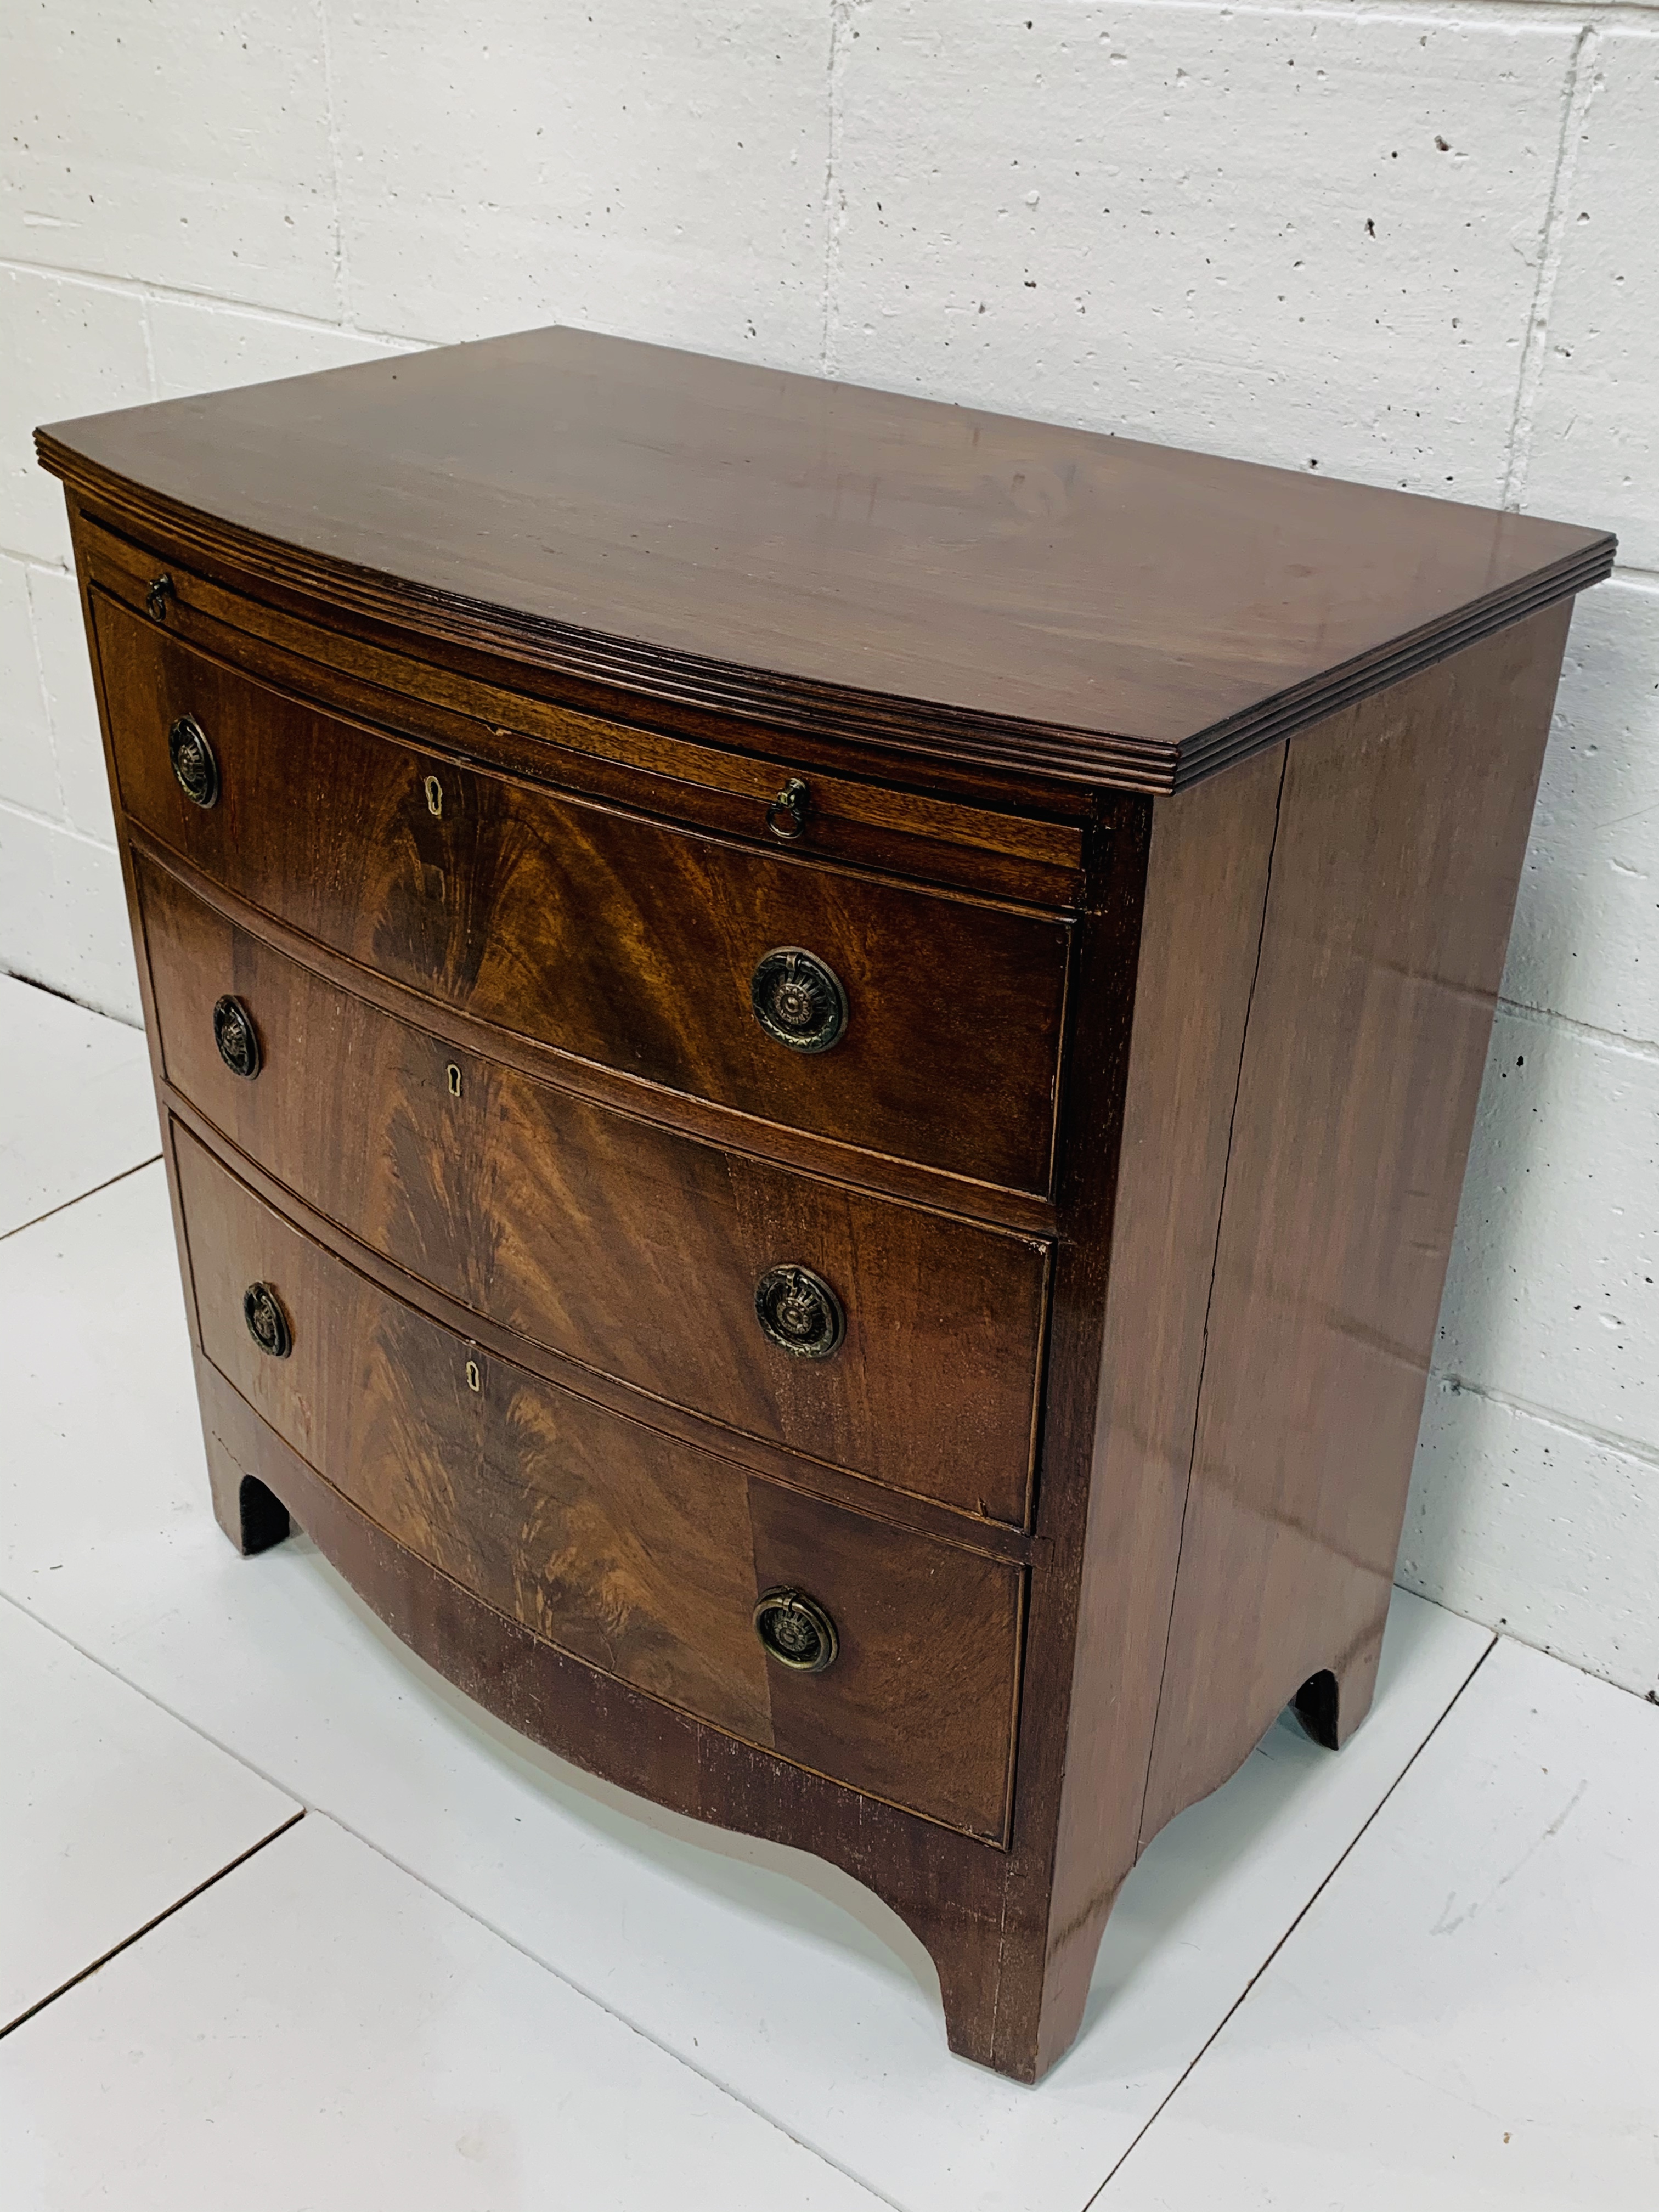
[242,1282,291,1359]
[146,574,174,623]
[212,995,261,1080]
[750,947,848,1054]
[168,715,219,809]
[765,777,809,840]
[754,1264,845,1359]
[753,1588,838,1674]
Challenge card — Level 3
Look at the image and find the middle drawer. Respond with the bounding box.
[142,855,1050,1527]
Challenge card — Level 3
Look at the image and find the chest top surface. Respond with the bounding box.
[38,324,1612,793]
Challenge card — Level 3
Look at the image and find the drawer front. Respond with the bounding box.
[176,1126,1023,1839]
[143,859,1048,1524]
[99,595,1070,1192]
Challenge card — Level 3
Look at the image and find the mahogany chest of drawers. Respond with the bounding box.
[37,330,1611,2080]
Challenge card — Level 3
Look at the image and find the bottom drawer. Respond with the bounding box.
[174,1123,1023,1841]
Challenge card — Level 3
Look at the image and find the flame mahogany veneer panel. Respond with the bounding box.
[176,1126,1024,1842]
[141,855,1051,1527]
[95,590,1070,1194]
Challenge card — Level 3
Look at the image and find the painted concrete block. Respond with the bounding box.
[1402,1378,1659,1701]
[0,0,337,319]
[147,300,419,404]
[332,0,831,364]
[27,562,112,843]
[1503,577,1659,1046]
[0,805,139,1024]
[0,267,151,566]
[830,2,1577,500]
[0,554,59,820]
[1527,28,1659,571]
[1437,1007,1658,1454]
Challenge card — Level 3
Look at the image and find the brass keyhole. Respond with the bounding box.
[424,774,443,817]
[465,1358,482,1393]
[447,1063,462,1098]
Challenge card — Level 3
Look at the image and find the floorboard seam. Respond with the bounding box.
[0,1809,306,2040]
[0,1590,314,1813]
[1077,1628,1502,2211]
[300,1811,911,2212]
[0,1600,901,2208]
[0,1152,162,1243]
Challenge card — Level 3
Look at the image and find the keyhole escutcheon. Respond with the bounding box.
[447,1063,462,1098]
[424,774,443,817]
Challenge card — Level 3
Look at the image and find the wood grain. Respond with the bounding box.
[1140,605,1573,1843]
[133,826,1059,1238]
[176,1121,1025,1839]
[75,511,1086,911]
[1032,743,1287,2069]
[46,325,1604,2083]
[973,794,1156,2077]
[38,325,1611,791]
[196,1353,1022,2001]
[162,1077,1035,1565]
[97,591,1071,1192]
[142,853,1051,1524]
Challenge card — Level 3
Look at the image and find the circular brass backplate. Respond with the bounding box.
[168,714,220,809]
[754,1263,845,1359]
[212,995,261,1080]
[242,1282,292,1359]
[753,1588,838,1674]
[750,947,848,1054]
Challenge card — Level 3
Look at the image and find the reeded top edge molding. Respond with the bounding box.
[37,326,1616,795]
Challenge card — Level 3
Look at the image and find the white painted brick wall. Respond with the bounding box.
[1,1,1654,1694]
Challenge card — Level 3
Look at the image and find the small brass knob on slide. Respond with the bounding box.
[754,1264,845,1359]
[212,995,261,1080]
[753,1589,838,1674]
[168,715,219,808]
[765,777,810,840]
[145,574,173,622]
[242,1283,291,1359]
[749,947,848,1054]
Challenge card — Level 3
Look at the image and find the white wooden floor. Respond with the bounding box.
[1,969,1654,2209]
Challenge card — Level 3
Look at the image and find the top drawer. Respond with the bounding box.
[94,592,1071,1192]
